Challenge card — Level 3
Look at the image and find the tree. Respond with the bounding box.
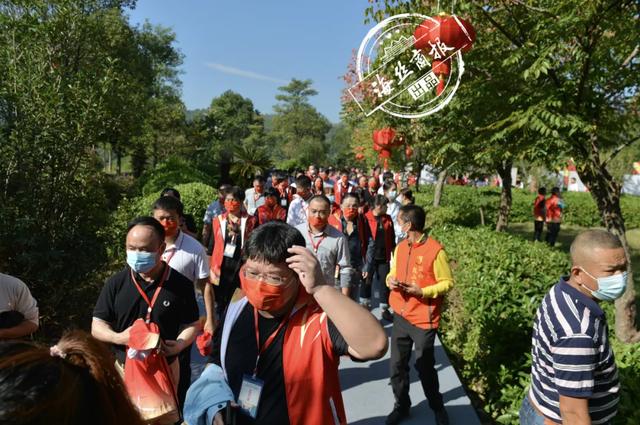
[0,0,181,333]
[271,79,332,168]
[363,0,640,341]
[202,90,264,183]
[132,22,186,173]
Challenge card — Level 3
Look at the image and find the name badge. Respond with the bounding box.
[238,374,263,419]
[223,243,236,258]
[280,198,287,207]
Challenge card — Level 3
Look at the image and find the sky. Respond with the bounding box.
[127,0,373,123]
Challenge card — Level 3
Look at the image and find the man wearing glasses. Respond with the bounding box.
[207,221,388,425]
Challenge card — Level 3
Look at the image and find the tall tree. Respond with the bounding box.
[0,0,180,319]
[202,90,264,183]
[363,0,640,342]
[271,79,332,169]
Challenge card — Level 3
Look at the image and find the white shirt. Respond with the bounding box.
[244,188,265,215]
[0,273,39,326]
[162,231,209,284]
[286,195,310,227]
[387,200,403,242]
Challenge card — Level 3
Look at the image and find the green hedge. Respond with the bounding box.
[137,157,213,196]
[430,226,640,424]
[416,185,640,229]
[100,182,216,261]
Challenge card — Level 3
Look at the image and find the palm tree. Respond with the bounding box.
[230,143,272,186]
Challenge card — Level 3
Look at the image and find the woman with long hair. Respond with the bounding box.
[0,330,145,425]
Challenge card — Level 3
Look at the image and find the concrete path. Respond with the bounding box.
[339,307,481,425]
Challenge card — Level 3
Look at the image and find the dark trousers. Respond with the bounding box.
[533,220,544,242]
[546,222,561,246]
[361,260,390,307]
[177,345,192,412]
[390,315,444,412]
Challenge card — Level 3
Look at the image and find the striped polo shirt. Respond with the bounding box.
[528,278,619,424]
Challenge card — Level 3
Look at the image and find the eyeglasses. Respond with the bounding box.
[243,268,292,286]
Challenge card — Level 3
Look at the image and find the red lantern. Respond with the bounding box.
[355,153,365,161]
[431,59,451,96]
[413,16,445,51]
[414,15,475,53]
[443,15,476,52]
[414,15,476,96]
[373,128,401,169]
[405,146,414,158]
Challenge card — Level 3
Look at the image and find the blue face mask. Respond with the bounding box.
[127,250,159,274]
[580,268,628,301]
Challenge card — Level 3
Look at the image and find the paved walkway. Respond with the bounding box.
[339,307,481,425]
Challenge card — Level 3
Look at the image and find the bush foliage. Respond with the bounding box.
[101,182,216,261]
[137,157,213,196]
[417,185,640,229]
[429,225,640,425]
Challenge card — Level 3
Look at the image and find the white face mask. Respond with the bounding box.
[397,222,409,240]
[579,267,628,301]
[387,191,397,202]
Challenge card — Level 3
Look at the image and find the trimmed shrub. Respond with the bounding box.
[137,157,213,196]
[430,225,640,424]
[416,185,640,229]
[100,182,216,261]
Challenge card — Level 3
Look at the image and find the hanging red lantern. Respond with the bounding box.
[405,146,413,158]
[373,128,401,169]
[355,153,365,161]
[414,15,476,96]
[414,15,475,53]
[431,59,451,96]
[413,16,445,51]
[441,15,476,52]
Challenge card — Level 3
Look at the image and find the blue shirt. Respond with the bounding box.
[203,200,224,224]
[529,278,619,424]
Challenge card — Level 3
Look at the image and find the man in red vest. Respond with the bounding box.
[209,221,388,424]
[385,205,453,425]
[254,187,287,226]
[532,187,547,242]
[545,187,564,246]
[334,169,354,205]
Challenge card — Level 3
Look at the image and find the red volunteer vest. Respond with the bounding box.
[545,194,562,222]
[221,292,346,425]
[255,203,287,225]
[389,237,444,330]
[533,194,546,220]
[365,210,395,261]
[209,212,256,280]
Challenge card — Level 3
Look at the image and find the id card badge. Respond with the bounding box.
[280,198,287,207]
[223,243,236,258]
[238,374,264,419]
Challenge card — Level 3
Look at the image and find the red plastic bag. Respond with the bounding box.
[124,319,179,424]
[196,331,212,356]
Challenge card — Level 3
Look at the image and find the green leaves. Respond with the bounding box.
[431,225,569,424]
[271,79,332,168]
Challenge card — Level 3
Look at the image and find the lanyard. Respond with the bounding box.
[130,265,169,323]
[308,231,326,254]
[252,307,289,376]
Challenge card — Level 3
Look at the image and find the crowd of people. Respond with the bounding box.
[0,165,628,425]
